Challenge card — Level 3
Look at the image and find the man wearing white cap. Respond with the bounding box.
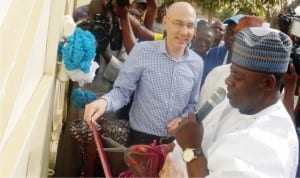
[174,27,299,177]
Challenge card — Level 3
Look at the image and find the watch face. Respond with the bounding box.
[183,149,194,162]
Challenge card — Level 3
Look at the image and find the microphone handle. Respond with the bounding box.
[195,102,214,124]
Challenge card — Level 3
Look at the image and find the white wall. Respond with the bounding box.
[0,0,68,177]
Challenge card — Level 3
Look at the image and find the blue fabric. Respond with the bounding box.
[57,41,64,62]
[231,27,291,74]
[102,40,203,136]
[223,14,244,24]
[71,88,96,108]
[296,128,300,177]
[202,45,228,86]
[62,28,96,73]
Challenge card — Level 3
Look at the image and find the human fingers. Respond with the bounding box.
[84,99,106,125]
[166,117,182,135]
[290,63,296,73]
[175,112,202,149]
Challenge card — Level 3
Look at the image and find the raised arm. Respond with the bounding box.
[112,1,137,53]
[143,0,157,29]
[129,14,156,41]
[283,63,297,126]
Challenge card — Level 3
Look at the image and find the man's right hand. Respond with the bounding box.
[174,112,203,150]
[84,98,108,125]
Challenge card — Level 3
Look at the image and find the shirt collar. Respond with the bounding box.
[158,39,190,60]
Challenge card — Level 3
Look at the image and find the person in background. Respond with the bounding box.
[113,0,163,53]
[130,0,147,17]
[201,14,244,86]
[174,26,298,177]
[54,0,131,176]
[191,19,208,48]
[283,64,300,177]
[84,1,203,146]
[277,10,300,177]
[152,4,167,33]
[211,20,225,47]
[72,4,89,22]
[191,26,214,58]
[198,15,266,107]
[129,8,144,22]
[196,19,209,30]
[129,0,158,31]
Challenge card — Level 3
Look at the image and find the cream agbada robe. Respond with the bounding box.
[169,99,299,178]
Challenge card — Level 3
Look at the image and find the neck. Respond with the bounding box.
[165,38,187,59]
[166,45,185,60]
[240,93,280,115]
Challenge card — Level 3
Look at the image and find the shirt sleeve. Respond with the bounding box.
[181,57,203,117]
[205,130,291,178]
[101,44,143,111]
[103,55,123,82]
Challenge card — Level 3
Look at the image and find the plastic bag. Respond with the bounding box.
[119,142,173,177]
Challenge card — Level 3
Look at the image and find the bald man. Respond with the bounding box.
[84,2,203,146]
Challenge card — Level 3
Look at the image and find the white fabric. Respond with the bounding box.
[170,140,189,178]
[222,51,229,65]
[171,99,298,178]
[103,55,123,82]
[62,15,76,37]
[66,61,99,87]
[152,21,164,34]
[218,40,225,47]
[198,64,230,108]
[83,43,127,97]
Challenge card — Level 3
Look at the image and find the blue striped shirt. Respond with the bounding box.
[102,40,203,136]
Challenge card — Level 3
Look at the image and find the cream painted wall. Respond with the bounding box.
[0,0,68,177]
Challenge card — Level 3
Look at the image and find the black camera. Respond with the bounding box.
[279,9,300,74]
[90,12,123,51]
[115,0,129,7]
[90,13,112,51]
[82,13,123,52]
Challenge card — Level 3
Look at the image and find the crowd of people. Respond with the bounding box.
[54,0,300,177]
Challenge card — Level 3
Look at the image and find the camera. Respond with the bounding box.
[279,9,300,74]
[90,13,112,51]
[115,0,129,7]
[85,13,123,52]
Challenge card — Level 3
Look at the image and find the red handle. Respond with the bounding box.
[91,120,113,178]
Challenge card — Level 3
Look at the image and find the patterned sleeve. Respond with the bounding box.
[181,55,204,117]
[101,44,144,111]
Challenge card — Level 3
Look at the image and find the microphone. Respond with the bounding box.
[195,87,226,123]
[164,87,226,142]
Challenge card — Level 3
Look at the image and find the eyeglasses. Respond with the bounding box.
[166,16,195,30]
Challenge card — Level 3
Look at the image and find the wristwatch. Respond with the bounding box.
[182,148,204,163]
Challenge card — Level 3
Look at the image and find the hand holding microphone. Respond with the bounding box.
[174,87,226,149]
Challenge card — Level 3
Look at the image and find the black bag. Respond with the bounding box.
[69,118,129,176]
[69,118,129,146]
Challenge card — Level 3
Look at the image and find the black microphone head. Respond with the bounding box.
[210,87,226,106]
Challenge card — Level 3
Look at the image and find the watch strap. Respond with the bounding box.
[194,148,204,157]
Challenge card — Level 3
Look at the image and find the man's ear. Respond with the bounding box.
[262,74,277,91]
